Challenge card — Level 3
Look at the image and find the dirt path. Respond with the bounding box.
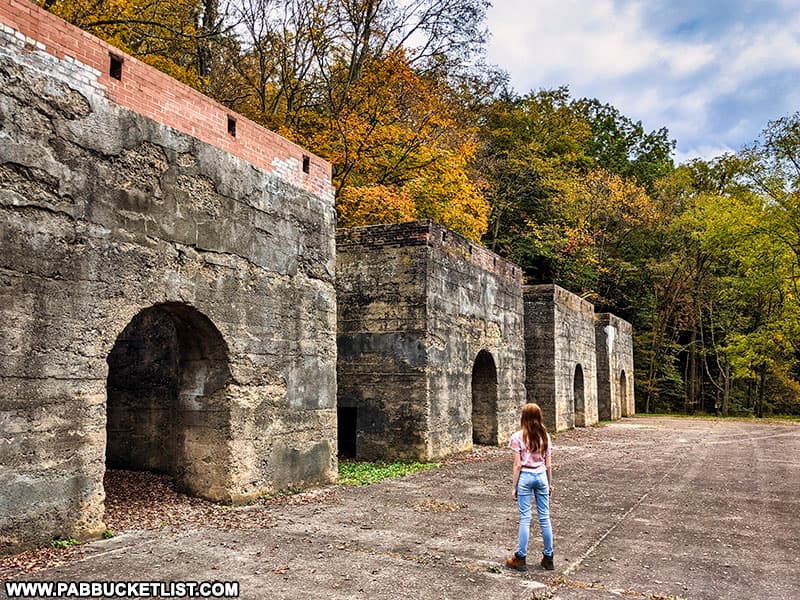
[2,417,799,599]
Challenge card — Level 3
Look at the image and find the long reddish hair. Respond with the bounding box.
[521,403,549,454]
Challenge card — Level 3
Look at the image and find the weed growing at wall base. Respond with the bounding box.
[338,460,441,485]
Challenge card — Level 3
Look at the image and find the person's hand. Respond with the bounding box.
[512,487,517,501]
[548,485,554,496]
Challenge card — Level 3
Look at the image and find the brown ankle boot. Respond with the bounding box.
[540,553,554,570]
[505,552,527,571]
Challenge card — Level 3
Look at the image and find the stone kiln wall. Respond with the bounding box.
[0,1,336,553]
[524,285,599,431]
[426,223,525,456]
[336,223,430,459]
[595,313,636,419]
[336,221,526,461]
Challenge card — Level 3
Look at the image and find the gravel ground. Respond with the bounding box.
[2,417,799,600]
[0,470,338,581]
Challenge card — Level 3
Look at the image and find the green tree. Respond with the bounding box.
[573,98,675,193]
[477,87,593,279]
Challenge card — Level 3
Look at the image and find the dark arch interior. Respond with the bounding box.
[620,370,628,417]
[106,303,230,496]
[574,363,585,427]
[471,349,498,445]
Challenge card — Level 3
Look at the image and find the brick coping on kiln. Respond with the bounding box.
[0,0,333,200]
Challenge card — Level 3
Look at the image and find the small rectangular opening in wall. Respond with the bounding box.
[302,155,310,173]
[227,116,237,137]
[337,406,357,458]
[109,54,123,80]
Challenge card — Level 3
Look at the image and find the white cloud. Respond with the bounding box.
[487,0,713,87]
[722,16,800,80]
[674,144,737,164]
[485,0,800,161]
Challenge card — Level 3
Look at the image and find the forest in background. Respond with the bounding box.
[38,0,800,416]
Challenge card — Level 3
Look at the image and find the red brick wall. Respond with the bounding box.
[0,0,333,199]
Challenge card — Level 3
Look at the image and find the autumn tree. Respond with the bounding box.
[477,88,593,270]
[216,0,493,238]
[477,87,668,296]
[39,0,229,88]
[637,146,800,416]
[321,51,489,239]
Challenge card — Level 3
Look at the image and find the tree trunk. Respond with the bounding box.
[198,0,220,79]
[722,362,730,417]
[746,377,753,410]
[686,327,697,413]
[756,365,767,418]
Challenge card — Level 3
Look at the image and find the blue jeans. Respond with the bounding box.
[516,470,553,558]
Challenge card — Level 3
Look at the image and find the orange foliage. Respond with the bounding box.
[299,50,488,240]
[405,148,489,241]
[337,185,416,228]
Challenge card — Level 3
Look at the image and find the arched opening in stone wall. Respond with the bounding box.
[573,363,586,427]
[620,370,628,417]
[471,350,498,445]
[105,303,231,500]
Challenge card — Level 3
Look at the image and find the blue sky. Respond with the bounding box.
[484,0,800,163]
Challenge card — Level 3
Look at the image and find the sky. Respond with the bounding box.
[484,0,800,164]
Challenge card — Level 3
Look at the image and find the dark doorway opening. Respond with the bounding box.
[574,363,586,427]
[620,370,628,417]
[338,406,358,458]
[105,303,230,500]
[471,350,498,445]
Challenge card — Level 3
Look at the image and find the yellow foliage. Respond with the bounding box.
[337,185,416,228]
[557,167,662,235]
[298,51,489,240]
[405,148,490,241]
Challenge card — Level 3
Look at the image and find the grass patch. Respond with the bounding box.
[338,460,441,486]
[486,565,502,574]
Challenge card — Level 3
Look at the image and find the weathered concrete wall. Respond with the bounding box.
[0,5,336,554]
[524,285,598,432]
[336,221,525,461]
[426,223,525,456]
[336,223,430,460]
[523,290,557,429]
[595,313,636,419]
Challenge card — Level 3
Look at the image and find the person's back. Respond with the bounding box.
[505,403,554,571]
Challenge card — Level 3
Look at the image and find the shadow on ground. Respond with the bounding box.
[2,417,799,600]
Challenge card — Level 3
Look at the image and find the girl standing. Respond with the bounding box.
[505,403,554,571]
